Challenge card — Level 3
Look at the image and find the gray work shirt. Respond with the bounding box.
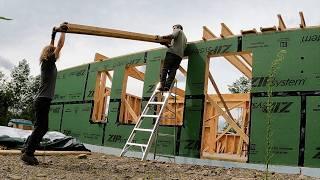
[36,55,57,100]
[167,29,187,58]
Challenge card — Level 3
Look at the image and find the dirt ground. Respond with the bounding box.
[0,153,317,180]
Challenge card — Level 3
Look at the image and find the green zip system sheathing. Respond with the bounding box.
[49,26,320,167]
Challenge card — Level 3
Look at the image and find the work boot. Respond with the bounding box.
[21,153,39,165]
[157,83,165,91]
[163,87,170,92]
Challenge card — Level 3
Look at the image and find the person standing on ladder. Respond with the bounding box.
[21,23,68,165]
[158,24,187,91]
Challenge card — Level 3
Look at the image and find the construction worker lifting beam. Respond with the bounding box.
[21,22,187,164]
[53,22,187,91]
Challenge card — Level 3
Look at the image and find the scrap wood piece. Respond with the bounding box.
[0,150,91,156]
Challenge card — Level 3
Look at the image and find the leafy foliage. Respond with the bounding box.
[227,76,251,93]
[0,59,40,125]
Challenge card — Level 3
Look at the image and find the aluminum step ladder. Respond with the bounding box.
[153,81,178,163]
[119,82,172,161]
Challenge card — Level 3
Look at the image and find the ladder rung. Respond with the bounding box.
[134,128,153,132]
[141,115,159,118]
[149,102,165,105]
[127,142,147,147]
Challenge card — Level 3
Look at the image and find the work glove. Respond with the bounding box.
[59,22,69,32]
[160,42,170,48]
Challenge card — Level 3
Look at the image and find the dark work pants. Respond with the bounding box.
[160,52,182,88]
[24,97,51,155]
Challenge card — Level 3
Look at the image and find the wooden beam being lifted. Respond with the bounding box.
[56,23,171,43]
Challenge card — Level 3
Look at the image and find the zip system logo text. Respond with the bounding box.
[252,102,293,113]
[252,77,306,88]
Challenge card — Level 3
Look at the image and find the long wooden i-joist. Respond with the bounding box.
[55,23,171,43]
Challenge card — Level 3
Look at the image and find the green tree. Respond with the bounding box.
[0,71,13,125]
[7,59,31,115]
[20,75,40,121]
[227,76,251,93]
[6,59,39,122]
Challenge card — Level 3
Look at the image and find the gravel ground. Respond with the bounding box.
[0,153,317,180]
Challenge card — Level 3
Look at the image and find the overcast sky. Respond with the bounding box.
[1,0,319,93]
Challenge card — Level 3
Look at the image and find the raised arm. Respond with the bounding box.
[162,29,180,40]
[54,32,65,58]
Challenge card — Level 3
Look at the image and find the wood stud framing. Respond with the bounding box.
[92,13,310,160]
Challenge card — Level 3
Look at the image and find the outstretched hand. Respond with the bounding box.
[51,27,57,45]
[59,22,69,32]
[160,42,170,48]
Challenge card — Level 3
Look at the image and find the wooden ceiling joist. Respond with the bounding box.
[94,53,109,61]
[277,14,287,31]
[202,26,217,40]
[220,23,233,38]
[203,26,252,78]
[299,11,306,28]
[127,67,145,81]
[240,54,253,66]
[224,55,252,79]
[219,23,253,67]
